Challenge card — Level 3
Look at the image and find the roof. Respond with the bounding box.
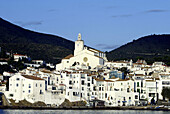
[145,80,155,82]
[41,70,52,73]
[22,75,44,80]
[63,54,74,59]
[116,79,130,81]
[89,48,104,53]
[13,54,27,56]
[94,78,114,82]
[160,74,170,76]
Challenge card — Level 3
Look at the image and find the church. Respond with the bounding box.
[56,33,108,70]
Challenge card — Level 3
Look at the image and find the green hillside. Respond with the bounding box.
[107,34,170,65]
[0,18,74,63]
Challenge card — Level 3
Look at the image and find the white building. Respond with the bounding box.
[5,73,45,103]
[56,33,108,70]
[13,54,28,61]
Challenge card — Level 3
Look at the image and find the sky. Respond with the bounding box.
[0,0,170,52]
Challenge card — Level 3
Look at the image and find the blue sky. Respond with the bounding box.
[1,0,170,51]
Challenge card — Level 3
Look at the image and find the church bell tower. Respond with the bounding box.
[74,33,84,56]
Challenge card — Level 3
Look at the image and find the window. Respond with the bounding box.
[81,80,85,85]
[82,87,84,91]
[121,88,123,91]
[105,93,107,98]
[127,88,130,92]
[16,84,19,87]
[135,95,138,99]
[9,94,13,97]
[87,78,90,81]
[36,83,37,87]
[73,92,78,96]
[52,86,56,90]
[137,82,139,87]
[40,90,43,94]
[88,83,90,87]
[16,78,20,81]
[129,97,131,100]
[87,93,90,96]
[81,74,85,79]
[69,87,72,89]
[69,81,72,85]
[28,90,31,93]
[137,89,140,93]
[121,83,123,85]
[29,84,31,88]
[141,82,143,87]
[40,84,42,87]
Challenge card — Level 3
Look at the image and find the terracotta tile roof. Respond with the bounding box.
[94,78,114,82]
[22,75,44,80]
[89,48,104,53]
[116,79,130,81]
[105,80,114,82]
[59,84,66,86]
[159,74,170,76]
[63,54,74,59]
[145,80,155,82]
[155,78,160,80]
[13,54,26,56]
[41,70,51,73]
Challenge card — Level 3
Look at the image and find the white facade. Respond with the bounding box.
[13,54,28,61]
[56,33,107,70]
[5,73,45,103]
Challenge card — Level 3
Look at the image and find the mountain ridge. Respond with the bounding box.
[107,34,170,65]
[0,17,74,63]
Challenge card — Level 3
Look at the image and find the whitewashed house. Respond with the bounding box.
[5,73,45,103]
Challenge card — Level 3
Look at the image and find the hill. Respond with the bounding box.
[107,34,170,65]
[0,18,74,63]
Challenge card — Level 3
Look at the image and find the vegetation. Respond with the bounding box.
[0,17,74,64]
[161,87,170,100]
[1,18,170,65]
[107,34,170,66]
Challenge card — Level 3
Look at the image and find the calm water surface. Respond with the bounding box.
[0,109,169,114]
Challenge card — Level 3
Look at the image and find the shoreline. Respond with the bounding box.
[0,106,170,111]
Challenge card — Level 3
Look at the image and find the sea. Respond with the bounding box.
[0,110,169,114]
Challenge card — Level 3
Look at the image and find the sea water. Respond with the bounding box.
[0,109,169,114]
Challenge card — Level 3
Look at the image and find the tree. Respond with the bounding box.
[161,87,170,100]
